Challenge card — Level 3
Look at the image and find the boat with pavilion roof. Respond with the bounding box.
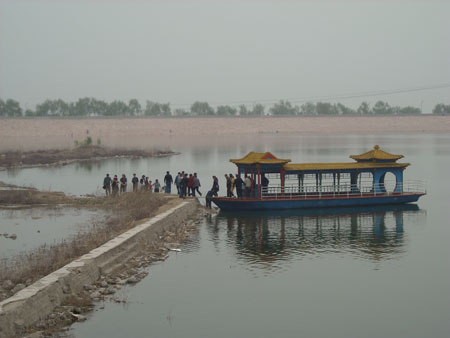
[211,145,426,211]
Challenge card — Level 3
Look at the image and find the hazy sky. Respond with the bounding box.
[0,0,449,112]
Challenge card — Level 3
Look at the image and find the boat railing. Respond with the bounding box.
[260,180,426,200]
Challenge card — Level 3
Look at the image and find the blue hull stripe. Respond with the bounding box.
[212,194,424,211]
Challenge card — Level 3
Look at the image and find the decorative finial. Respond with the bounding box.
[374,145,380,150]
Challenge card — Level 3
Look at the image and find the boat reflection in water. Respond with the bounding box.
[208,204,426,268]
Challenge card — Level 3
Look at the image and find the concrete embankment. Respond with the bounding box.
[0,198,200,338]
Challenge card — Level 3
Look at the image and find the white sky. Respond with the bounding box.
[0,0,449,112]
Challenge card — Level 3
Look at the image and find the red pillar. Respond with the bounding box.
[251,168,255,198]
[257,167,261,198]
[280,167,285,196]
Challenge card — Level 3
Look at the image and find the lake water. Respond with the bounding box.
[3,133,450,337]
[0,133,444,197]
[0,207,101,259]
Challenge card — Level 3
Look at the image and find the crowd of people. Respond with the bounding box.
[102,171,203,198]
[102,171,270,207]
[102,172,169,197]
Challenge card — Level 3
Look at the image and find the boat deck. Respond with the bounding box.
[214,191,425,202]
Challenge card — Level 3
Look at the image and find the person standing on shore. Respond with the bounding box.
[140,175,146,190]
[178,174,184,198]
[154,179,161,192]
[120,174,127,194]
[188,174,194,196]
[103,174,112,196]
[164,171,173,194]
[234,175,244,198]
[181,173,189,198]
[112,175,119,197]
[174,172,181,195]
[193,173,202,196]
[132,173,139,192]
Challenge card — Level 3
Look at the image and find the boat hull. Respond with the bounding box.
[211,193,425,211]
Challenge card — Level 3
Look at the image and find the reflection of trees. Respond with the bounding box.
[211,205,426,266]
[5,167,21,178]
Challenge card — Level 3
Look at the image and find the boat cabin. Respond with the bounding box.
[230,145,411,198]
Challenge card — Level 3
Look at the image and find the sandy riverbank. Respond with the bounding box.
[1,116,449,152]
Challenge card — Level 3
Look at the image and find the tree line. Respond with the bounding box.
[0,97,449,117]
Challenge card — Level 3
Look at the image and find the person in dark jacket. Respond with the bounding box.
[211,176,219,196]
[140,175,146,189]
[103,174,112,196]
[132,173,139,192]
[205,190,214,208]
[225,174,232,197]
[234,175,244,198]
[193,173,202,196]
[261,174,269,195]
[181,173,189,198]
[164,171,173,194]
[120,174,127,194]
[111,175,119,197]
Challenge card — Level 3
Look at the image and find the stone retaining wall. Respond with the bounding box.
[0,199,199,338]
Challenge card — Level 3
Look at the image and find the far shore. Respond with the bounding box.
[0,145,176,170]
[1,115,449,152]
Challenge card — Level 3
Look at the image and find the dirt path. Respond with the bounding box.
[0,186,187,301]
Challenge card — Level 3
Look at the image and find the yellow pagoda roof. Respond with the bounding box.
[350,145,404,161]
[230,152,291,165]
[284,162,409,172]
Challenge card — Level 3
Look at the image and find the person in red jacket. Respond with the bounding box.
[188,174,195,196]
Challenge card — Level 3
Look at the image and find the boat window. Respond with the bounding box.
[338,173,351,192]
[357,172,374,192]
[383,172,397,192]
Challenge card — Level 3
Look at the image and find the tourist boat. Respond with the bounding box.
[211,145,426,211]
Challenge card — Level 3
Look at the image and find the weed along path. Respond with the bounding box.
[0,187,169,293]
[0,194,204,338]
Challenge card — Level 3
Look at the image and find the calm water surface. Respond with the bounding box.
[3,133,450,337]
[0,208,101,258]
[0,133,443,196]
